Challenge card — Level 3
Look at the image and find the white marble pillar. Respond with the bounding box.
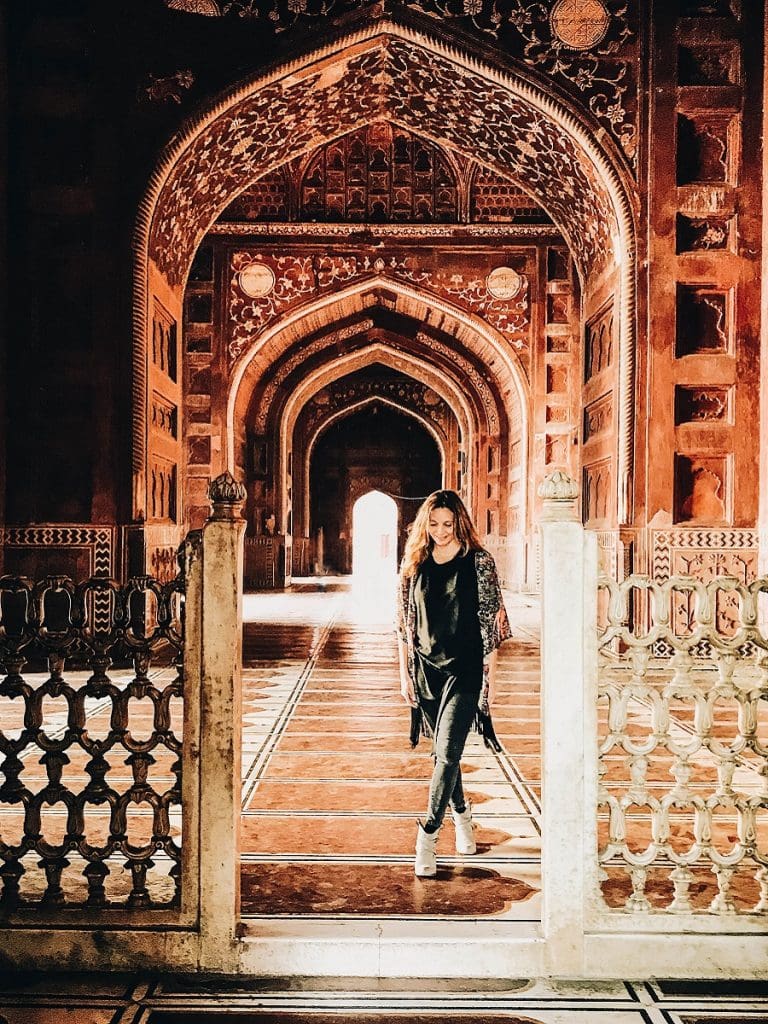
[197,471,246,972]
[538,471,598,977]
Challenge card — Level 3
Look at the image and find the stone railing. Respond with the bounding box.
[0,573,185,916]
[596,575,768,917]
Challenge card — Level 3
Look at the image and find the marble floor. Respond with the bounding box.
[240,577,543,919]
[2,972,768,1023]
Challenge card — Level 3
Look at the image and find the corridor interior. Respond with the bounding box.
[239,578,543,919]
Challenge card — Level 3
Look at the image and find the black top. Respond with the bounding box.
[412,550,484,699]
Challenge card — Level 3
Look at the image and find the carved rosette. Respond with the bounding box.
[208,471,247,519]
[538,470,580,521]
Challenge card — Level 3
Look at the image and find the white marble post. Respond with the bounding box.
[197,471,247,972]
[538,471,598,977]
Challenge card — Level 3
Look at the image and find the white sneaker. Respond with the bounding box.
[451,805,477,855]
[415,822,439,877]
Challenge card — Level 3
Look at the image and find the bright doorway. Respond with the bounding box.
[352,490,398,580]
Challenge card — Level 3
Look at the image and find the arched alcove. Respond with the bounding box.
[134,18,638,562]
[309,402,441,574]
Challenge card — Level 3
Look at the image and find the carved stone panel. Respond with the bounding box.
[149,457,178,522]
[151,392,178,438]
[677,114,737,185]
[152,300,178,382]
[300,123,458,224]
[674,385,731,424]
[583,458,612,525]
[674,453,729,524]
[585,303,614,381]
[583,392,613,442]
[651,528,759,637]
[675,286,729,356]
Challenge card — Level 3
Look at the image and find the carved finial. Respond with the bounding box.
[208,472,246,520]
[538,471,579,522]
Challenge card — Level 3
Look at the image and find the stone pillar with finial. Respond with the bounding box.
[537,471,599,976]
[198,471,246,971]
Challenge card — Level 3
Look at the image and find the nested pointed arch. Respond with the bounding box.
[228,275,526,459]
[135,18,639,521]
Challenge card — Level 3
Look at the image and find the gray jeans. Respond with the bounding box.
[418,681,478,831]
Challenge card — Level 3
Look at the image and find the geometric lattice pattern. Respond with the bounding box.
[597,574,768,916]
[0,573,184,912]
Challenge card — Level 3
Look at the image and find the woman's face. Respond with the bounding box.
[427,508,456,549]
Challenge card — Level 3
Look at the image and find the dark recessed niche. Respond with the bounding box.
[547,334,570,354]
[547,248,569,281]
[675,286,728,357]
[676,214,731,254]
[186,336,212,354]
[187,435,211,466]
[678,44,738,86]
[674,453,727,524]
[189,245,213,282]
[676,114,731,186]
[547,293,569,324]
[678,0,736,15]
[186,293,213,324]
[674,386,730,425]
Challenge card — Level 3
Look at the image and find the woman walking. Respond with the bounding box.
[397,489,511,878]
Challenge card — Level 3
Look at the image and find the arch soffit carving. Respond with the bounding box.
[229,275,526,464]
[303,395,448,498]
[141,25,634,288]
[252,327,500,440]
[279,343,472,464]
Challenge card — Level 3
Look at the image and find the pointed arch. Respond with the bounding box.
[134,19,638,523]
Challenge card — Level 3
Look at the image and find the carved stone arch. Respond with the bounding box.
[136,19,638,528]
[250,329,488,447]
[227,277,526,527]
[229,275,527,452]
[300,394,451,536]
[273,343,480,532]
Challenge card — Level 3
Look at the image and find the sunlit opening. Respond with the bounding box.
[351,491,398,621]
[352,490,398,578]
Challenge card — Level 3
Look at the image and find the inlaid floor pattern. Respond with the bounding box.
[2,973,768,1023]
[240,580,542,919]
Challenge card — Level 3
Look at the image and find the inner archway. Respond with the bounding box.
[309,401,441,574]
[352,491,398,580]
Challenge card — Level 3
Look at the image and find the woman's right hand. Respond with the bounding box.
[400,675,418,707]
